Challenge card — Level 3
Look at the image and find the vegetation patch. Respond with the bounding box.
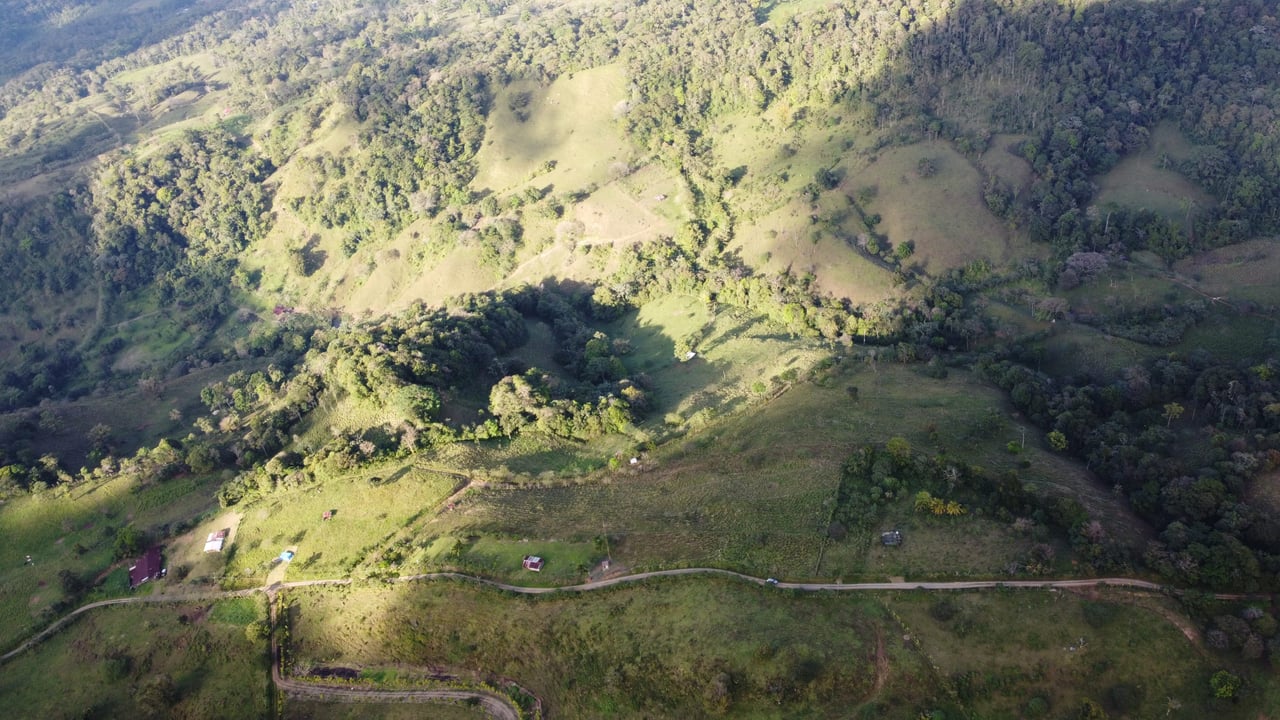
[285,578,941,718]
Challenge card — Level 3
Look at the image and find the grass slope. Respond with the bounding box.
[286,577,938,719]
[0,598,270,719]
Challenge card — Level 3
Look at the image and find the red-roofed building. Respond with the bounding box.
[129,547,164,589]
[522,555,544,572]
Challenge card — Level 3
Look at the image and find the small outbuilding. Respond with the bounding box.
[204,529,229,553]
[880,530,904,547]
[129,547,164,589]
[522,555,544,572]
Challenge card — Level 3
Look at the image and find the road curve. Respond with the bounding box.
[0,588,258,663]
[270,636,520,720]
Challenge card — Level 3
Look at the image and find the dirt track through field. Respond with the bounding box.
[2,569,1264,719]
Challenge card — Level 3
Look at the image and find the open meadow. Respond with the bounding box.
[889,586,1269,719]
[403,361,1145,585]
[0,597,270,719]
[284,576,940,719]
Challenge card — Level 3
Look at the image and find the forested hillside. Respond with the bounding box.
[3,0,1280,715]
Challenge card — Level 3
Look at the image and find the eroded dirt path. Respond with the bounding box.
[6,569,1264,718]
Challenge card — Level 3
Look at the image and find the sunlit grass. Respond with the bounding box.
[286,576,933,718]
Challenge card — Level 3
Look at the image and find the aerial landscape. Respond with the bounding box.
[1,0,1280,717]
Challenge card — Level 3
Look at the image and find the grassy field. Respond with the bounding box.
[0,597,270,719]
[1094,122,1213,222]
[891,587,1268,719]
[222,461,462,584]
[0,468,223,651]
[472,64,631,197]
[1173,237,1280,307]
[977,133,1033,193]
[283,578,1269,719]
[405,362,1143,584]
[855,141,1042,272]
[285,576,942,719]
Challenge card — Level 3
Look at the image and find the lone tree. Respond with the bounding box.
[1210,670,1241,700]
[1163,401,1185,427]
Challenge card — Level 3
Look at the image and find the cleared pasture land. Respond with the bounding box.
[854,141,1041,272]
[1174,237,1280,307]
[286,701,488,720]
[472,64,631,197]
[224,463,461,584]
[1094,122,1213,222]
[285,576,940,719]
[0,598,269,719]
[891,587,1261,719]
[0,468,224,651]
[411,363,1142,583]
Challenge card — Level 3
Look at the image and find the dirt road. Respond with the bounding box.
[3,568,1261,719]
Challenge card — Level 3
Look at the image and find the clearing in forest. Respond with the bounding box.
[1094,121,1213,222]
[472,64,631,197]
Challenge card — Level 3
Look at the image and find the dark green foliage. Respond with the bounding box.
[92,126,273,291]
[111,525,146,561]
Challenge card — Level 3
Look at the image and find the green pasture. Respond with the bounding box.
[830,506,1047,581]
[1174,237,1280,307]
[605,293,832,423]
[892,588,1265,719]
[1094,122,1212,223]
[411,363,1139,582]
[856,141,1041,272]
[977,133,1033,192]
[224,463,460,583]
[732,194,899,305]
[285,577,940,719]
[0,482,127,651]
[0,598,269,719]
[0,467,228,651]
[472,64,631,197]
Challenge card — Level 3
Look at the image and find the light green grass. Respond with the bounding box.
[225,463,460,582]
[977,133,1033,192]
[833,505,1043,581]
[415,364,1142,581]
[473,64,631,197]
[0,477,137,650]
[1174,237,1280,306]
[286,701,489,720]
[732,194,899,305]
[858,141,1040,272]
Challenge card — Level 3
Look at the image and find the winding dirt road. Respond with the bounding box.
[2,569,1261,719]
